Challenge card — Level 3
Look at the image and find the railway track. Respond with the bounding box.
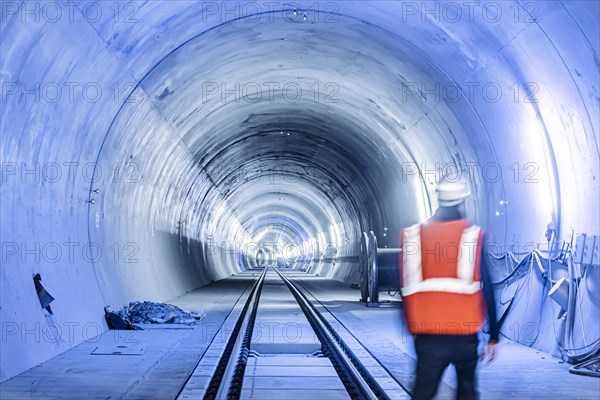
[177,267,408,400]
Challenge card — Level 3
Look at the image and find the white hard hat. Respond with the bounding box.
[435,176,471,207]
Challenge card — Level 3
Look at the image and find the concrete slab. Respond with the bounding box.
[251,342,322,354]
[242,375,346,389]
[247,355,331,366]
[240,388,350,399]
[243,356,347,395]
[244,365,340,377]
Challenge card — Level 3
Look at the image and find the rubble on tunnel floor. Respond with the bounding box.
[105,301,204,329]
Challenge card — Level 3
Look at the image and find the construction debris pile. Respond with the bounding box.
[104,301,204,329]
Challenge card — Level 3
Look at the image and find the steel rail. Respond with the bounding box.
[203,268,267,400]
[274,268,391,400]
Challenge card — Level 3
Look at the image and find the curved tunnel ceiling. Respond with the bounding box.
[1,0,598,382]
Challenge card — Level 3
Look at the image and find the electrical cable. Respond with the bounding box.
[489,253,530,285]
[569,356,600,378]
[560,338,600,352]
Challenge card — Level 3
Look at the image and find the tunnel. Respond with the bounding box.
[1,1,599,398]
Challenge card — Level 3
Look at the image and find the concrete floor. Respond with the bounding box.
[1,271,598,399]
[0,276,254,400]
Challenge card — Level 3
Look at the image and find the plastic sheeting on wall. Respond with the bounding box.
[488,248,599,365]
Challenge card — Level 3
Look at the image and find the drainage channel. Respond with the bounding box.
[177,267,408,400]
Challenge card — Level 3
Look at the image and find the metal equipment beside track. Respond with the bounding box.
[359,231,402,306]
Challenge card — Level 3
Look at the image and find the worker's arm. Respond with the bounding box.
[479,233,499,364]
[480,234,499,343]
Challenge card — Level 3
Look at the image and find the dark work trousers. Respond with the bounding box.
[412,334,479,400]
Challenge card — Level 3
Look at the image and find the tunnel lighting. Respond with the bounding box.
[253,229,269,242]
[318,231,326,247]
[495,211,501,216]
[523,106,558,218]
[210,200,249,246]
[330,223,341,247]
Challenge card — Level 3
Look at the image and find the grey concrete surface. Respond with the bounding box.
[1,272,598,400]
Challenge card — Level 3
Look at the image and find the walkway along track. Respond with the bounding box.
[177,268,408,400]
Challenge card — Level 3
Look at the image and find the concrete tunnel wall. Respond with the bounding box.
[1,0,598,382]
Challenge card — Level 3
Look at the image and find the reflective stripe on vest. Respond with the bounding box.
[401,224,482,297]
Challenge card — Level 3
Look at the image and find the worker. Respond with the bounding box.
[400,175,499,400]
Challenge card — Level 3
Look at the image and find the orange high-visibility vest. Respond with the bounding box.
[400,219,485,335]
